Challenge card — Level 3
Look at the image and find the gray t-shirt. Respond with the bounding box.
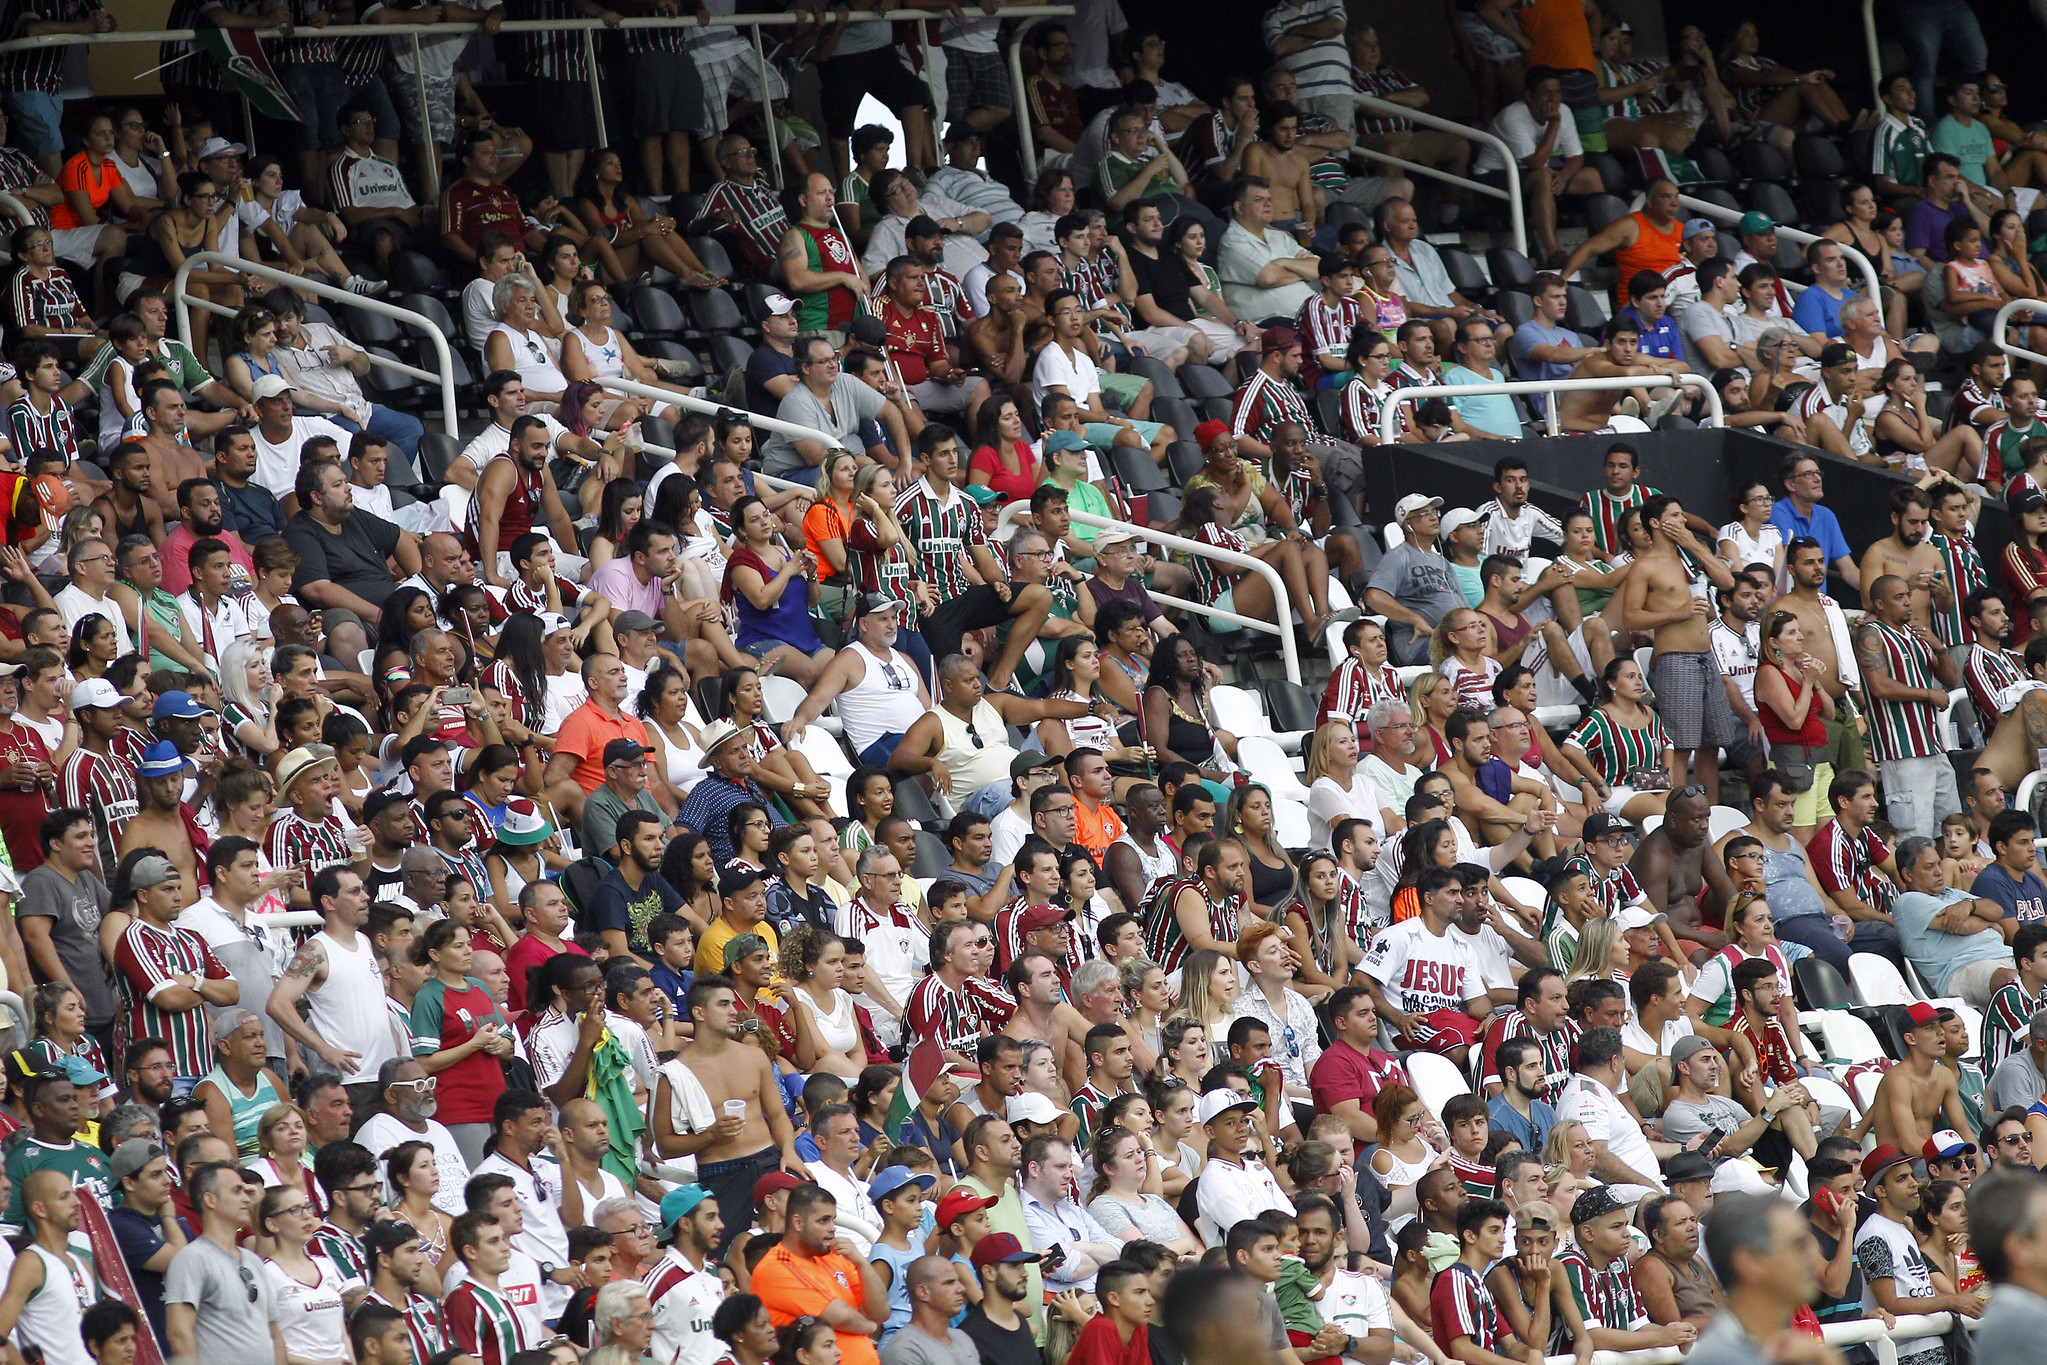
[1976,1284,2047,1365]
[1988,1049,2047,1113]
[1367,541,1465,630]
[1659,1093,1752,1150]
[19,863,116,1028]
[762,373,888,476]
[880,1325,980,1365]
[1679,300,1739,372]
[164,1236,281,1365]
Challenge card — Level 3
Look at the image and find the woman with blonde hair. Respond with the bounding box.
[1086,1123,1202,1256]
[803,449,862,624]
[1540,1116,1599,1208]
[1563,916,1625,987]
[219,636,282,758]
[1121,957,1172,1060]
[1154,1018,1209,1091]
[1302,717,1384,851]
[1171,947,1241,1066]
[1410,670,1455,767]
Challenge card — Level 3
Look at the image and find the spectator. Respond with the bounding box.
[1217,176,1317,325]
[1473,67,1604,269]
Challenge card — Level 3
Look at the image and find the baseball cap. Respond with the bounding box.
[1196,1088,1259,1124]
[1006,1093,1060,1125]
[970,1233,1042,1267]
[715,870,763,904]
[361,787,412,825]
[1194,419,1232,449]
[128,854,180,890]
[1819,341,1854,368]
[69,678,122,711]
[151,690,207,720]
[1439,507,1482,537]
[1712,1158,1778,1195]
[1018,903,1075,933]
[1923,1130,1976,1162]
[136,739,191,780]
[722,932,769,968]
[57,1056,105,1088]
[1905,1002,1942,1029]
[1043,429,1088,456]
[211,1008,264,1046]
[963,484,1002,506]
[1092,530,1136,552]
[753,1170,805,1205]
[614,610,660,633]
[603,738,648,766]
[935,1188,1000,1228]
[1317,252,1352,278]
[539,612,574,636]
[109,1140,164,1182]
[2012,488,2047,516]
[869,1165,936,1203]
[1862,1142,1914,1184]
[1682,217,1718,240]
[1010,750,1061,778]
[1737,210,1776,236]
[1261,326,1301,355]
[750,293,798,322]
[1669,1035,1715,1066]
[1570,1185,1627,1227]
[196,136,246,160]
[1582,811,1634,842]
[659,1184,712,1238]
[1394,493,1444,523]
[250,374,295,402]
[1612,904,1665,934]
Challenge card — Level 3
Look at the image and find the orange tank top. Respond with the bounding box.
[1614,213,1684,307]
[1520,0,1594,74]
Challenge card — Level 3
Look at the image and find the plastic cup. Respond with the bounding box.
[723,1099,748,1121]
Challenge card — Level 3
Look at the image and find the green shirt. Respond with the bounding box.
[1873,112,1931,186]
[582,785,665,858]
[3,1138,112,1232]
[78,336,212,394]
[1100,149,1172,202]
[1933,114,1996,187]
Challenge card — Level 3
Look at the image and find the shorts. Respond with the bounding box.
[908,373,988,414]
[49,226,103,271]
[1790,760,1835,826]
[918,582,1015,664]
[1456,11,1522,63]
[1098,370,1147,412]
[1946,956,2006,1008]
[3,92,61,160]
[1209,586,1239,632]
[694,47,789,142]
[631,50,705,140]
[943,46,1014,120]
[697,1145,784,1258]
[281,62,350,152]
[319,606,366,640]
[1407,1007,1483,1052]
[821,45,929,140]
[397,69,458,146]
[1649,648,1744,750]
[1122,325,1195,357]
[530,78,599,153]
[1082,419,1165,450]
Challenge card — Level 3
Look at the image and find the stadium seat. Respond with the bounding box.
[1848,953,1914,1008]
[1404,1051,1470,1124]
[1739,141,1791,182]
[629,285,688,340]
[1438,245,1488,299]
[1497,876,1546,915]
[791,726,854,775]
[1813,1011,1886,1066]
[348,308,402,348]
[1123,354,1182,398]
[1486,247,1536,294]
[1261,679,1320,734]
[688,288,747,335]
[1582,193,1630,236]
[1179,364,1234,400]
[687,236,735,281]
[1274,799,1310,848]
[1150,396,1199,444]
[912,830,950,879]
[758,674,808,723]
[1112,445,1169,494]
[386,251,446,293]
[1165,442,1203,486]
[1238,736,1309,802]
[1747,183,1801,237]
[892,779,940,825]
[1707,805,1748,843]
[417,432,459,485]
[1563,285,1607,335]
[1848,1066,1883,1113]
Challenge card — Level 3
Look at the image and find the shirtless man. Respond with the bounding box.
[1242,105,1320,245]
[1629,786,1734,958]
[1862,1001,1975,1157]
[1441,709,1560,857]
[1623,496,1740,798]
[120,742,204,893]
[1769,538,1856,719]
[1000,946,1091,1069]
[1856,485,1953,633]
[965,273,1030,389]
[654,976,807,1256]
[1555,316,1692,434]
[135,385,208,519]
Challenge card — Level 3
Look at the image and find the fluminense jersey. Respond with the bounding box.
[1860,620,1943,762]
[1144,877,1241,975]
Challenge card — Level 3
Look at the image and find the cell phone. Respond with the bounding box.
[1697,1126,1728,1155]
[1814,1186,1844,1216]
[444,687,474,704]
[1040,1245,1067,1272]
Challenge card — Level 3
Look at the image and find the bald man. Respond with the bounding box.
[882,1256,976,1365]
[0,1169,101,1358]
[399,533,482,620]
[270,603,375,707]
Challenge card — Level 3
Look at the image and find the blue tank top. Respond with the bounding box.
[1760,839,1828,922]
[871,1240,923,1343]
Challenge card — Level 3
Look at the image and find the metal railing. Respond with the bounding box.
[171,250,461,434]
[1352,94,1527,259]
[1860,0,1885,109]
[1543,1310,1973,1365]
[0,8,1074,196]
[591,373,848,469]
[1992,296,2047,369]
[1377,372,1723,443]
[1677,194,1884,309]
[993,500,1302,685]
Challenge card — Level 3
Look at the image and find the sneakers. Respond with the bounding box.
[345,275,389,296]
[1646,390,1686,426]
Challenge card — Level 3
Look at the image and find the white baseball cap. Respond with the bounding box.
[1395,493,1445,523]
[1195,1088,1259,1125]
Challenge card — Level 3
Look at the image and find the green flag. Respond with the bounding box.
[192,26,302,123]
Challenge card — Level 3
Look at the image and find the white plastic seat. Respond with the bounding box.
[1394,664,1432,686]
[1708,805,1749,843]
[1813,1012,1885,1066]
[1950,1003,1983,1058]
[1849,1067,1883,1114]
[1639,814,1663,836]
[2021,771,2044,828]
[1211,685,1274,739]
[1939,687,1967,749]
[1273,799,1311,848]
[1404,1050,1471,1125]
[1498,876,1547,911]
[1798,1072,1855,1121]
[758,674,808,724]
[1238,736,1309,802]
[1848,952,1914,1007]
[790,725,854,777]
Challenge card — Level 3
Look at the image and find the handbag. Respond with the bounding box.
[1769,744,1818,794]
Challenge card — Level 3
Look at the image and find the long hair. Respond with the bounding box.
[1046,635,1096,700]
[813,448,858,503]
[1301,719,1353,785]
[559,379,608,438]
[375,586,432,659]
[661,829,714,902]
[494,613,547,730]
[1088,1123,1141,1201]
[1171,948,1232,1027]
[1565,916,1620,984]
[636,662,690,724]
[1428,608,1473,666]
[217,636,269,723]
[597,479,642,545]
[1393,818,1454,891]
[1142,632,1199,696]
[66,614,111,672]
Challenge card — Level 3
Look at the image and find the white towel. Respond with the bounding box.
[648,1057,717,1185]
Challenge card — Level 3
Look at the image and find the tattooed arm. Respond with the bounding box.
[266,937,364,1077]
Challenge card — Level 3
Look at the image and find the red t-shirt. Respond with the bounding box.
[505,934,589,1016]
[0,718,49,872]
[1069,1316,1148,1365]
[1308,1040,1409,1157]
[968,442,1041,504]
[412,976,512,1125]
[877,298,945,385]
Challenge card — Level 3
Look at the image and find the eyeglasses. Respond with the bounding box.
[1671,784,1706,800]
[340,1182,382,1195]
[389,1077,437,1093]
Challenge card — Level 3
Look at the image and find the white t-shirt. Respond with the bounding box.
[1449,922,1517,997]
[1718,521,1783,576]
[1321,1268,1395,1337]
[989,806,1032,870]
[1556,1072,1665,1189]
[1709,619,1762,712]
[1476,99,1584,174]
[253,415,355,498]
[1033,341,1101,405]
[265,1254,349,1363]
[1621,1011,1696,1064]
[1306,774,1385,852]
[459,414,569,476]
[473,1152,571,1318]
[1359,916,1480,1016]
[544,671,590,734]
[354,1112,470,1214]
[1857,1213,1945,1360]
[54,585,131,655]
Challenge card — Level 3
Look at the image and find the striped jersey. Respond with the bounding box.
[1964,644,2027,727]
[1953,377,2004,431]
[1555,1246,1649,1335]
[1860,620,1943,762]
[113,919,231,1076]
[1341,375,1411,443]
[1445,1151,1495,1198]
[893,475,986,601]
[58,747,134,876]
[1144,876,1241,975]
[506,0,588,79]
[1547,854,1645,931]
[1230,369,1317,448]
[1337,866,1380,945]
[1563,709,1671,787]
[8,267,84,334]
[160,0,222,91]
[0,0,105,93]
[1688,943,1792,1028]
[314,1223,368,1284]
[1872,112,1932,185]
[482,657,542,730]
[1271,462,1317,527]
[687,176,787,274]
[1809,820,1896,914]
[0,148,50,227]
[1429,1262,1508,1356]
[365,1289,446,1365]
[1354,62,1420,133]
[279,0,336,63]
[1297,292,1363,381]
[9,394,79,466]
[1984,980,2047,1075]
[267,810,357,877]
[1319,655,1404,729]
[1930,531,1985,647]
[435,844,494,900]
[1579,484,1653,556]
[903,972,1015,1055]
[1185,523,1248,607]
[843,518,917,630]
[1478,1009,1579,1103]
[445,1277,535,1365]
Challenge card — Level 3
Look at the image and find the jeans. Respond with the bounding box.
[329,403,425,464]
[281,62,351,152]
[1387,621,1432,666]
[1878,752,1962,838]
[1897,1,1987,115]
[1775,914,1903,973]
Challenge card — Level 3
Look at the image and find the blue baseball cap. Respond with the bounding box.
[56,1055,106,1088]
[151,690,207,721]
[1044,430,1088,455]
[869,1165,935,1203]
[136,740,190,780]
[659,1184,713,1239]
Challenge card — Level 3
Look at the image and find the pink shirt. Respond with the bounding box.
[588,557,665,616]
[159,524,255,596]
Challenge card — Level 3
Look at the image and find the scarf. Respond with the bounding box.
[1422,1232,1461,1274]
[586,1022,649,1186]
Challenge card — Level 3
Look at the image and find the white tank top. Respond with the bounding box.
[306,930,399,1083]
[489,322,568,393]
[937,698,1015,798]
[569,325,626,380]
[837,642,925,753]
[19,1243,94,1365]
[1112,830,1177,909]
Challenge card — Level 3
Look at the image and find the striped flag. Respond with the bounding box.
[192,26,302,122]
[883,1038,947,1142]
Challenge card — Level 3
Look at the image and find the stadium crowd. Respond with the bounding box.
[2,5,2047,1365]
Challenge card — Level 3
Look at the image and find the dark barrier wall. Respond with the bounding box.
[1356,430,2010,611]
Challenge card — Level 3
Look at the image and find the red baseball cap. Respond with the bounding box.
[752,1170,806,1205]
[1905,1002,1941,1029]
[969,1232,1042,1267]
[1019,903,1075,933]
[935,1188,1000,1229]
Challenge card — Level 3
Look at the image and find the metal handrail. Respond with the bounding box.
[1542,1309,1971,1365]
[0,193,36,229]
[1353,94,1526,259]
[0,8,1076,194]
[591,373,850,460]
[1677,194,1884,316]
[1992,296,2047,369]
[171,250,460,434]
[1376,372,1723,443]
[1860,0,1884,110]
[992,501,1301,686]
[1010,15,1055,183]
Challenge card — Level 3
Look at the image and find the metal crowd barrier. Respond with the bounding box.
[1676,194,1884,315]
[1376,371,1723,443]
[1352,94,1527,260]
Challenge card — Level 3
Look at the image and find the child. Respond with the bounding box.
[555,1225,618,1348]
[1299,252,1364,388]
[926,881,971,925]
[507,530,586,618]
[1270,1209,1330,1348]
[646,912,696,1020]
[933,1185,994,1310]
[96,314,153,451]
[870,1165,935,1343]
[1985,922,2047,1074]
[1487,1202,1585,1364]
[1442,1093,1496,1197]
[1941,812,1991,889]
[1944,220,2008,336]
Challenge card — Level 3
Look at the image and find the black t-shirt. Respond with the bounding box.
[961,1306,1041,1365]
[1128,247,1196,324]
[364,859,408,904]
[285,508,402,604]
